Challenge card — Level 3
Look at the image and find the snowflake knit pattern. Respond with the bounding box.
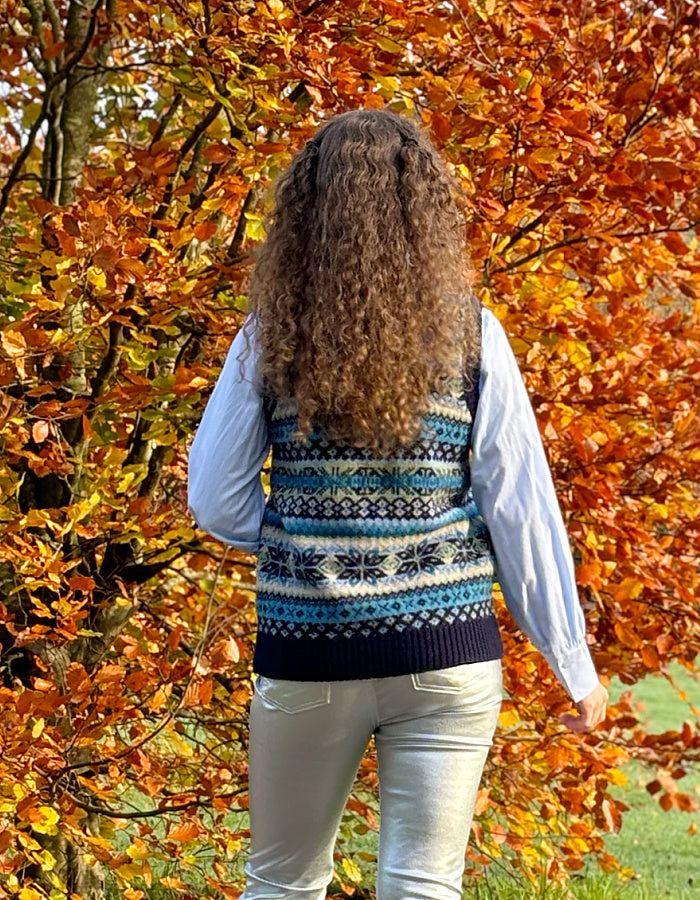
[253,372,504,681]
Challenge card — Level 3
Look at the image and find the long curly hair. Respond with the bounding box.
[240,107,479,458]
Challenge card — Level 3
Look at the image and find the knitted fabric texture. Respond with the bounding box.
[253,370,504,681]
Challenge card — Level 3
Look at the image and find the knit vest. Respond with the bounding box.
[253,334,503,680]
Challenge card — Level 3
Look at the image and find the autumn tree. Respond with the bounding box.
[0,0,699,898]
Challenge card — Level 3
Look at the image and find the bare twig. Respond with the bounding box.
[61,785,248,818]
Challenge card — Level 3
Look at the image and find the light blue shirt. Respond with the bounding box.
[187,308,599,702]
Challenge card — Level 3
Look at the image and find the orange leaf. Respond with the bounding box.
[94,664,127,684]
[32,420,50,443]
[167,821,200,842]
[614,621,642,650]
[423,15,450,37]
[479,196,506,219]
[576,563,601,587]
[490,824,507,844]
[198,677,213,706]
[431,110,451,143]
[194,222,218,241]
[676,793,699,813]
[82,413,93,440]
[68,575,96,592]
[544,745,571,773]
[526,80,545,111]
[256,141,287,153]
[656,633,675,654]
[565,858,585,870]
[641,645,659,669]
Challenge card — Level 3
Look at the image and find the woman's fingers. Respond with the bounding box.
[559,682,608,733]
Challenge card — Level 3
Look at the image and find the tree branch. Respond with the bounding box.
[0,0,108,216]
[7,9,47,73]
[622,5,680,147]
[61,786,248,818]
[0,95,50,219]
[502,222,700,271]
[22,0,50,75]
[149,90,184,147]
[43,0,63,45]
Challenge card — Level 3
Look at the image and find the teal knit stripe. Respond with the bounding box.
[256,577,495,624]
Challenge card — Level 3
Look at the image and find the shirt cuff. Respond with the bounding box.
[542,641,600,703]
[188,505,261,554]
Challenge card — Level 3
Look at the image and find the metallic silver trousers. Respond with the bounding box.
[240,658,503,900]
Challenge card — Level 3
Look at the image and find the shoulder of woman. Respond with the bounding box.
[479,307,514,364]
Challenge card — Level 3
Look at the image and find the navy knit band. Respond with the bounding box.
[253,614,503,681]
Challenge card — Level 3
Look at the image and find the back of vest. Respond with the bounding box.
[253,372,503,680]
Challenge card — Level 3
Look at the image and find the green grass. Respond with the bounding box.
[589,663,700,900]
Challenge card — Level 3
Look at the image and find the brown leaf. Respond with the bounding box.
[43,40,68,60]
[61,214,81,236]
[601,798,622,832]
[115,257,148,281]
[93,245,119,270]
[662,231,689,255]
[203,142,233,163]
[431,110,451,143]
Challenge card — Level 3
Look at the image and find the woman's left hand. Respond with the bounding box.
[559,682,608,733]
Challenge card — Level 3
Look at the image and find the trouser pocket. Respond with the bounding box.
[409,658,503,711]
[254,676,331,713]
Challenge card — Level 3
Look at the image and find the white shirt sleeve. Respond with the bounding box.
[187,315,270,553]
[470,307,600,702]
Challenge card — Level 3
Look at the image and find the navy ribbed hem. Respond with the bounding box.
[252,616,503,680]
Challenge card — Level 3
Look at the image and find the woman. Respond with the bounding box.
[187,107,608,900]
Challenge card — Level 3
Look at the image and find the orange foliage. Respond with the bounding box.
[0,0,699,897]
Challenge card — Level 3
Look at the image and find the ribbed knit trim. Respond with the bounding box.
[252,614,503,681]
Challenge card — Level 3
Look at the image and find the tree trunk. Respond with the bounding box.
[14,3,118,898]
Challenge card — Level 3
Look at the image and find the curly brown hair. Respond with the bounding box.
[239,106,479,458]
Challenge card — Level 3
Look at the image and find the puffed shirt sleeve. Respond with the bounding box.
[187,315,270,553]
[470,307,600,702]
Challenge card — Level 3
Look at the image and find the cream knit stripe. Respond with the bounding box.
[255,556,495,600]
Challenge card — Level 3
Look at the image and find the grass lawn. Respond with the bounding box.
[589,663,700,900]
